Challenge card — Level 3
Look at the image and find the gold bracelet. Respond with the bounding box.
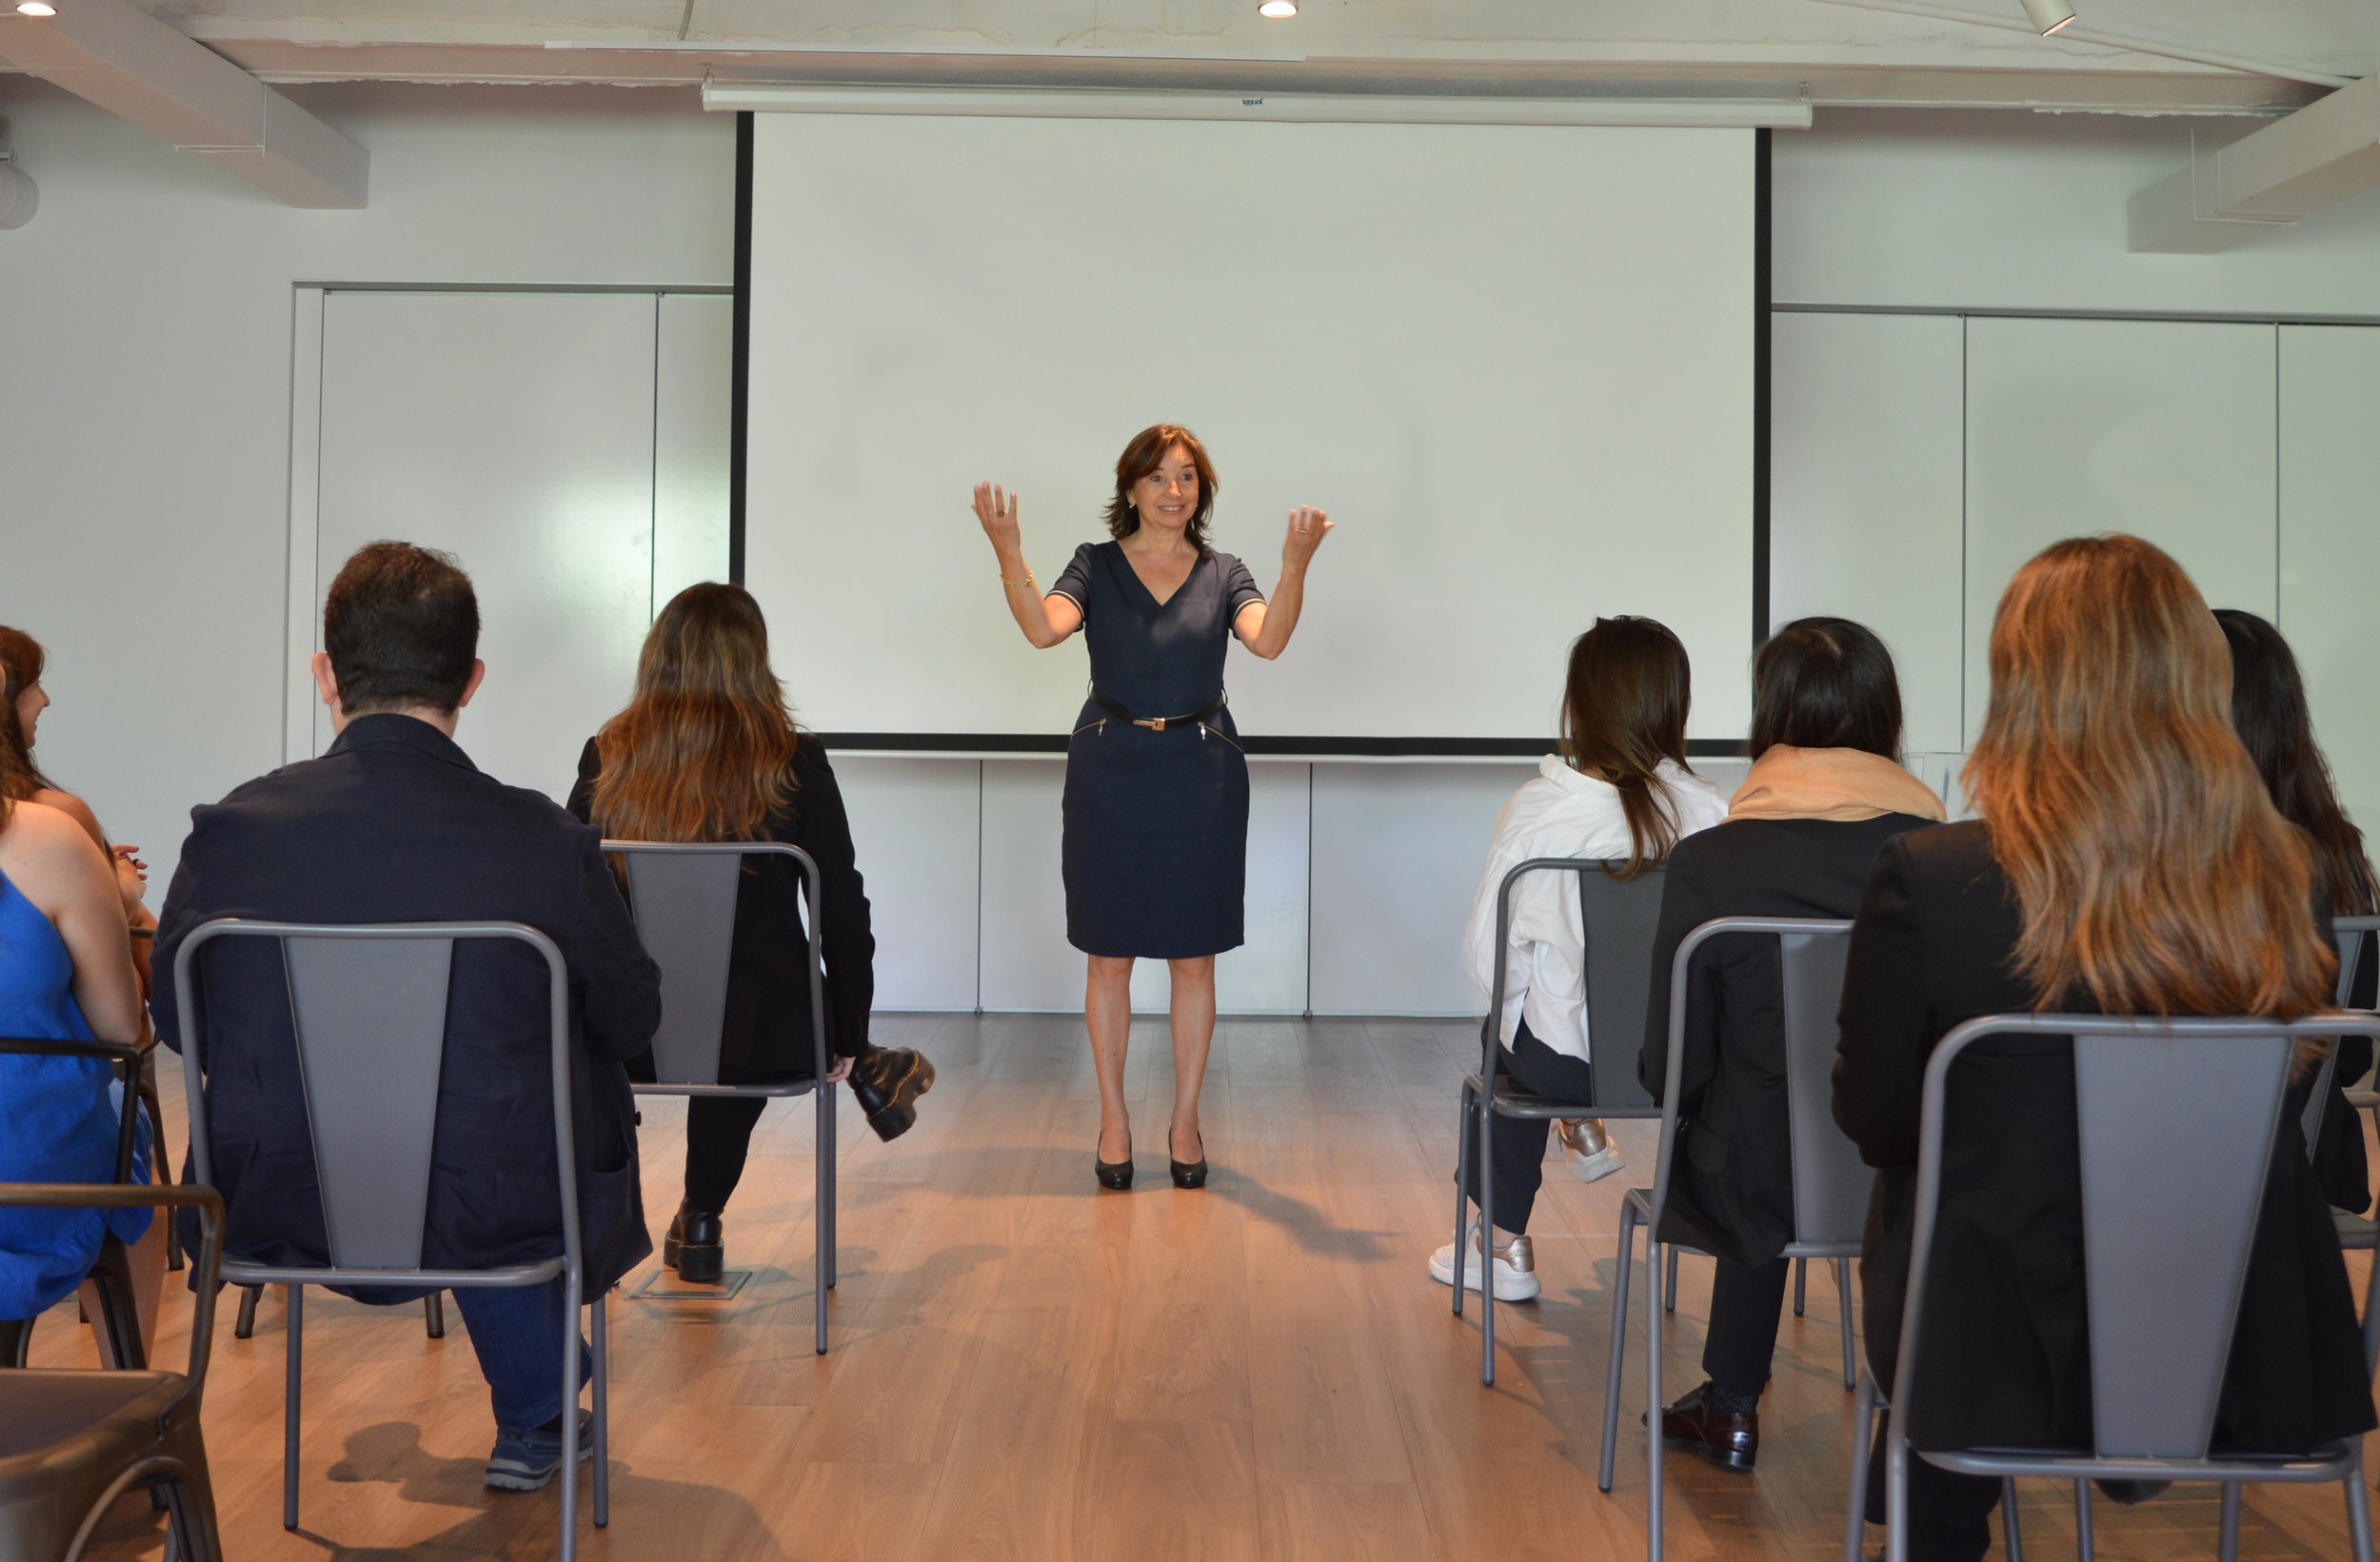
[1001,571,1038,589]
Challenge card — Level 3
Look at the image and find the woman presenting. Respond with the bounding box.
[973,424,1331,1191]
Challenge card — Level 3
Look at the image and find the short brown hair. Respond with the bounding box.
[323,542,480,716]
[1103,425,1220,548]
[1748,617,1903,761]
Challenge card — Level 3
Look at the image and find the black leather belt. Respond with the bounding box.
[1090,691,1225,732]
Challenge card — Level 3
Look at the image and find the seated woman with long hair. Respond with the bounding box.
[0,735,160,1359]
[570,583,934,1284]
[1636,617,1945,1470]
[2216,606,2376,1212]
[1433,616,1728,1302]
[1835,537,2373,1562]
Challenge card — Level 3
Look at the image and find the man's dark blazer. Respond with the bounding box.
[1833,819,2373,1455]
[150,714,663,1295]
[1637,812,1936,1268]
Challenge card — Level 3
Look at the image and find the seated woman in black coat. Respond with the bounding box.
[1638,617,1944,1470]
[571,583,934,1283]
[2216,607,2376,1212]
[1835,536,2374,1562]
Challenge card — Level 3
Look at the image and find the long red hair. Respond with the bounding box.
[588,583,800,842]
[1964,535,2332,1020]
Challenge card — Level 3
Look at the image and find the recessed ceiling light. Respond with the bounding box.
[1259,0,1298,17]
[16,2,60,14]
[2018,0,2076,34]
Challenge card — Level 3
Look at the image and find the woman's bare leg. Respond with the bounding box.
[1085,955,1135,1161]
[1166,955,1217,1161]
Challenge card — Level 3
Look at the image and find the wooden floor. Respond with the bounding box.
[33,1014,2377,1560]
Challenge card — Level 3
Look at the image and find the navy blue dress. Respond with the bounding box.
[1049,542,1265,959]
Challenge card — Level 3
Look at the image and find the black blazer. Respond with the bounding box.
[1639,813,1936,1267]
[150,715,663,1295]
[569,734,874,1081]
[1833,820,2374,1454]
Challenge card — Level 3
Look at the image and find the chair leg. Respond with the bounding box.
[2073,1477,2094,1562]
[283,1284,303,1531]
[142,1071,186,1275]
[1885,1434,1911,1562]
[592,1290,610,1529]
[1597,1198,1639,1493]
[1795,1256,1808,1317]
[235,1284,261,1340]
[0,1316,28,1369]
[2219,1481,2242,1562]
[1834,1256,1855,1391]
[1478,1100,1497,1387]
[1843,1377,1876,1562]
[424,1291,446,1339]
[1452,1085,1472,1320]
[822,1084,839,1290]
[560,1270,583,1562]
[86,1246,146,1371]
[1664,1246,1678,1313]
[1647,1235,1666,1562]
[2348,1453,2375,1562]
[2002,1477,2023,1562]
[816,1088,831,1356]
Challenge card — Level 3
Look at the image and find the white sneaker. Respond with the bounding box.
[1428,1218,1540,1301]
[1558,1117,1624,1185]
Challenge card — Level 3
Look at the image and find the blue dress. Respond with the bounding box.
[0,867,150,1319]
[1048,542,1265,959]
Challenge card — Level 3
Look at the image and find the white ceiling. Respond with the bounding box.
[105,0,2379,113]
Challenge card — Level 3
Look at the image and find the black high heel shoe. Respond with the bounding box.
[1169,1128,1208,1191]
[1096,1131,1134,1191]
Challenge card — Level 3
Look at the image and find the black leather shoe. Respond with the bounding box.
[1096,1133,1134,1191]
[849,1046,937,1142]
[1656,1381,1759,1471]
[1169,1128,1208,1190]
[664,1200,724,1284]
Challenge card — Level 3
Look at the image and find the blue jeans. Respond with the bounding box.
[448,1278,591,1433]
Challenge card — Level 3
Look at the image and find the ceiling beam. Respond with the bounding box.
[0,0,365,207]
[2129,74,2380,251]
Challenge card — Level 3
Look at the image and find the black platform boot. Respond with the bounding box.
[663,1198,724,1284]
[848,1046,938,1141]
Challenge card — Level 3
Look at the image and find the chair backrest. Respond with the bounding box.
[173,919,575,1278]
[1479,856,1666,1110]
[2299,913,2380,1153]
[1642,918,1863,1243]
[601,840,827,1088]
[0,1182,223,1399]
[0,1035,149,1184]
[1897,1012,2380,1461]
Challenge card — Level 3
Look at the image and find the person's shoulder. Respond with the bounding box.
[5,797,99,859]
[28,786,104,841]
[1895,817,1991,875]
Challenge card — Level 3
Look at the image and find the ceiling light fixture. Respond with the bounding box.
[14,2,59,15]
[2019,0,2076,35]
[1259,1,1298,17]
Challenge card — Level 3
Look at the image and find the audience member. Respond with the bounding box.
[0,733,160,1360]
[2217,606,2377,1212]
[1434,616,1727,1302]
[1833,536,2372,1562]
[569,582,931,1284]
[1637,617,1945,1470]
[149,542,662,1492]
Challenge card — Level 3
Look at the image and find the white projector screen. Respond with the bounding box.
[745,111,1755,746]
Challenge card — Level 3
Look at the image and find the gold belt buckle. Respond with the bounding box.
[1136,716,1166,731]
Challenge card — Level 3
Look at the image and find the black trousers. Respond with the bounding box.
[683,1096,769,1213]
[1703,1255,1792,1399]
[1453,1018,1596,1235]
[1864,1417,2002,1562]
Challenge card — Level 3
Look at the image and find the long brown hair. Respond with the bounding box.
[2215,608,2377,918]
[0,625,57,799]
[588,583,801,842]
[1964,536,2332,1019]
[1103,424,1220,549]
[1560,616,1694,880]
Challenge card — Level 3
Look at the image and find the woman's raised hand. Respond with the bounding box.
[972,483,1022,552]
[1283,505,1334,570]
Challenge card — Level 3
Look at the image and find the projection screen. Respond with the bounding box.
[744,109,1755,747]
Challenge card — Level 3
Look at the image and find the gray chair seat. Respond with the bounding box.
[0,1369,185,1457]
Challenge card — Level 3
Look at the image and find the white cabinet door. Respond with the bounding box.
[1770,311,1967,754]
[2280,326,2380,837]
[312,291,660,801]
[1963,318,2277,744]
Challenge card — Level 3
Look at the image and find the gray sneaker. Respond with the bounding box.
[485,1408,595,1492]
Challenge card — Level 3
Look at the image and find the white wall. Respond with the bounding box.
[0,80,733,890]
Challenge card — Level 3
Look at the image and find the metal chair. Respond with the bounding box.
[1843,1011,2380,1562]
[603,840,838,1354]
[174,919,611,1560]
[0,1034,154,1372]
[1596,918,1865,1562]
[0,1180,227,1562]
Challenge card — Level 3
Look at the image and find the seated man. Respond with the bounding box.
[150,541,660,1491]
